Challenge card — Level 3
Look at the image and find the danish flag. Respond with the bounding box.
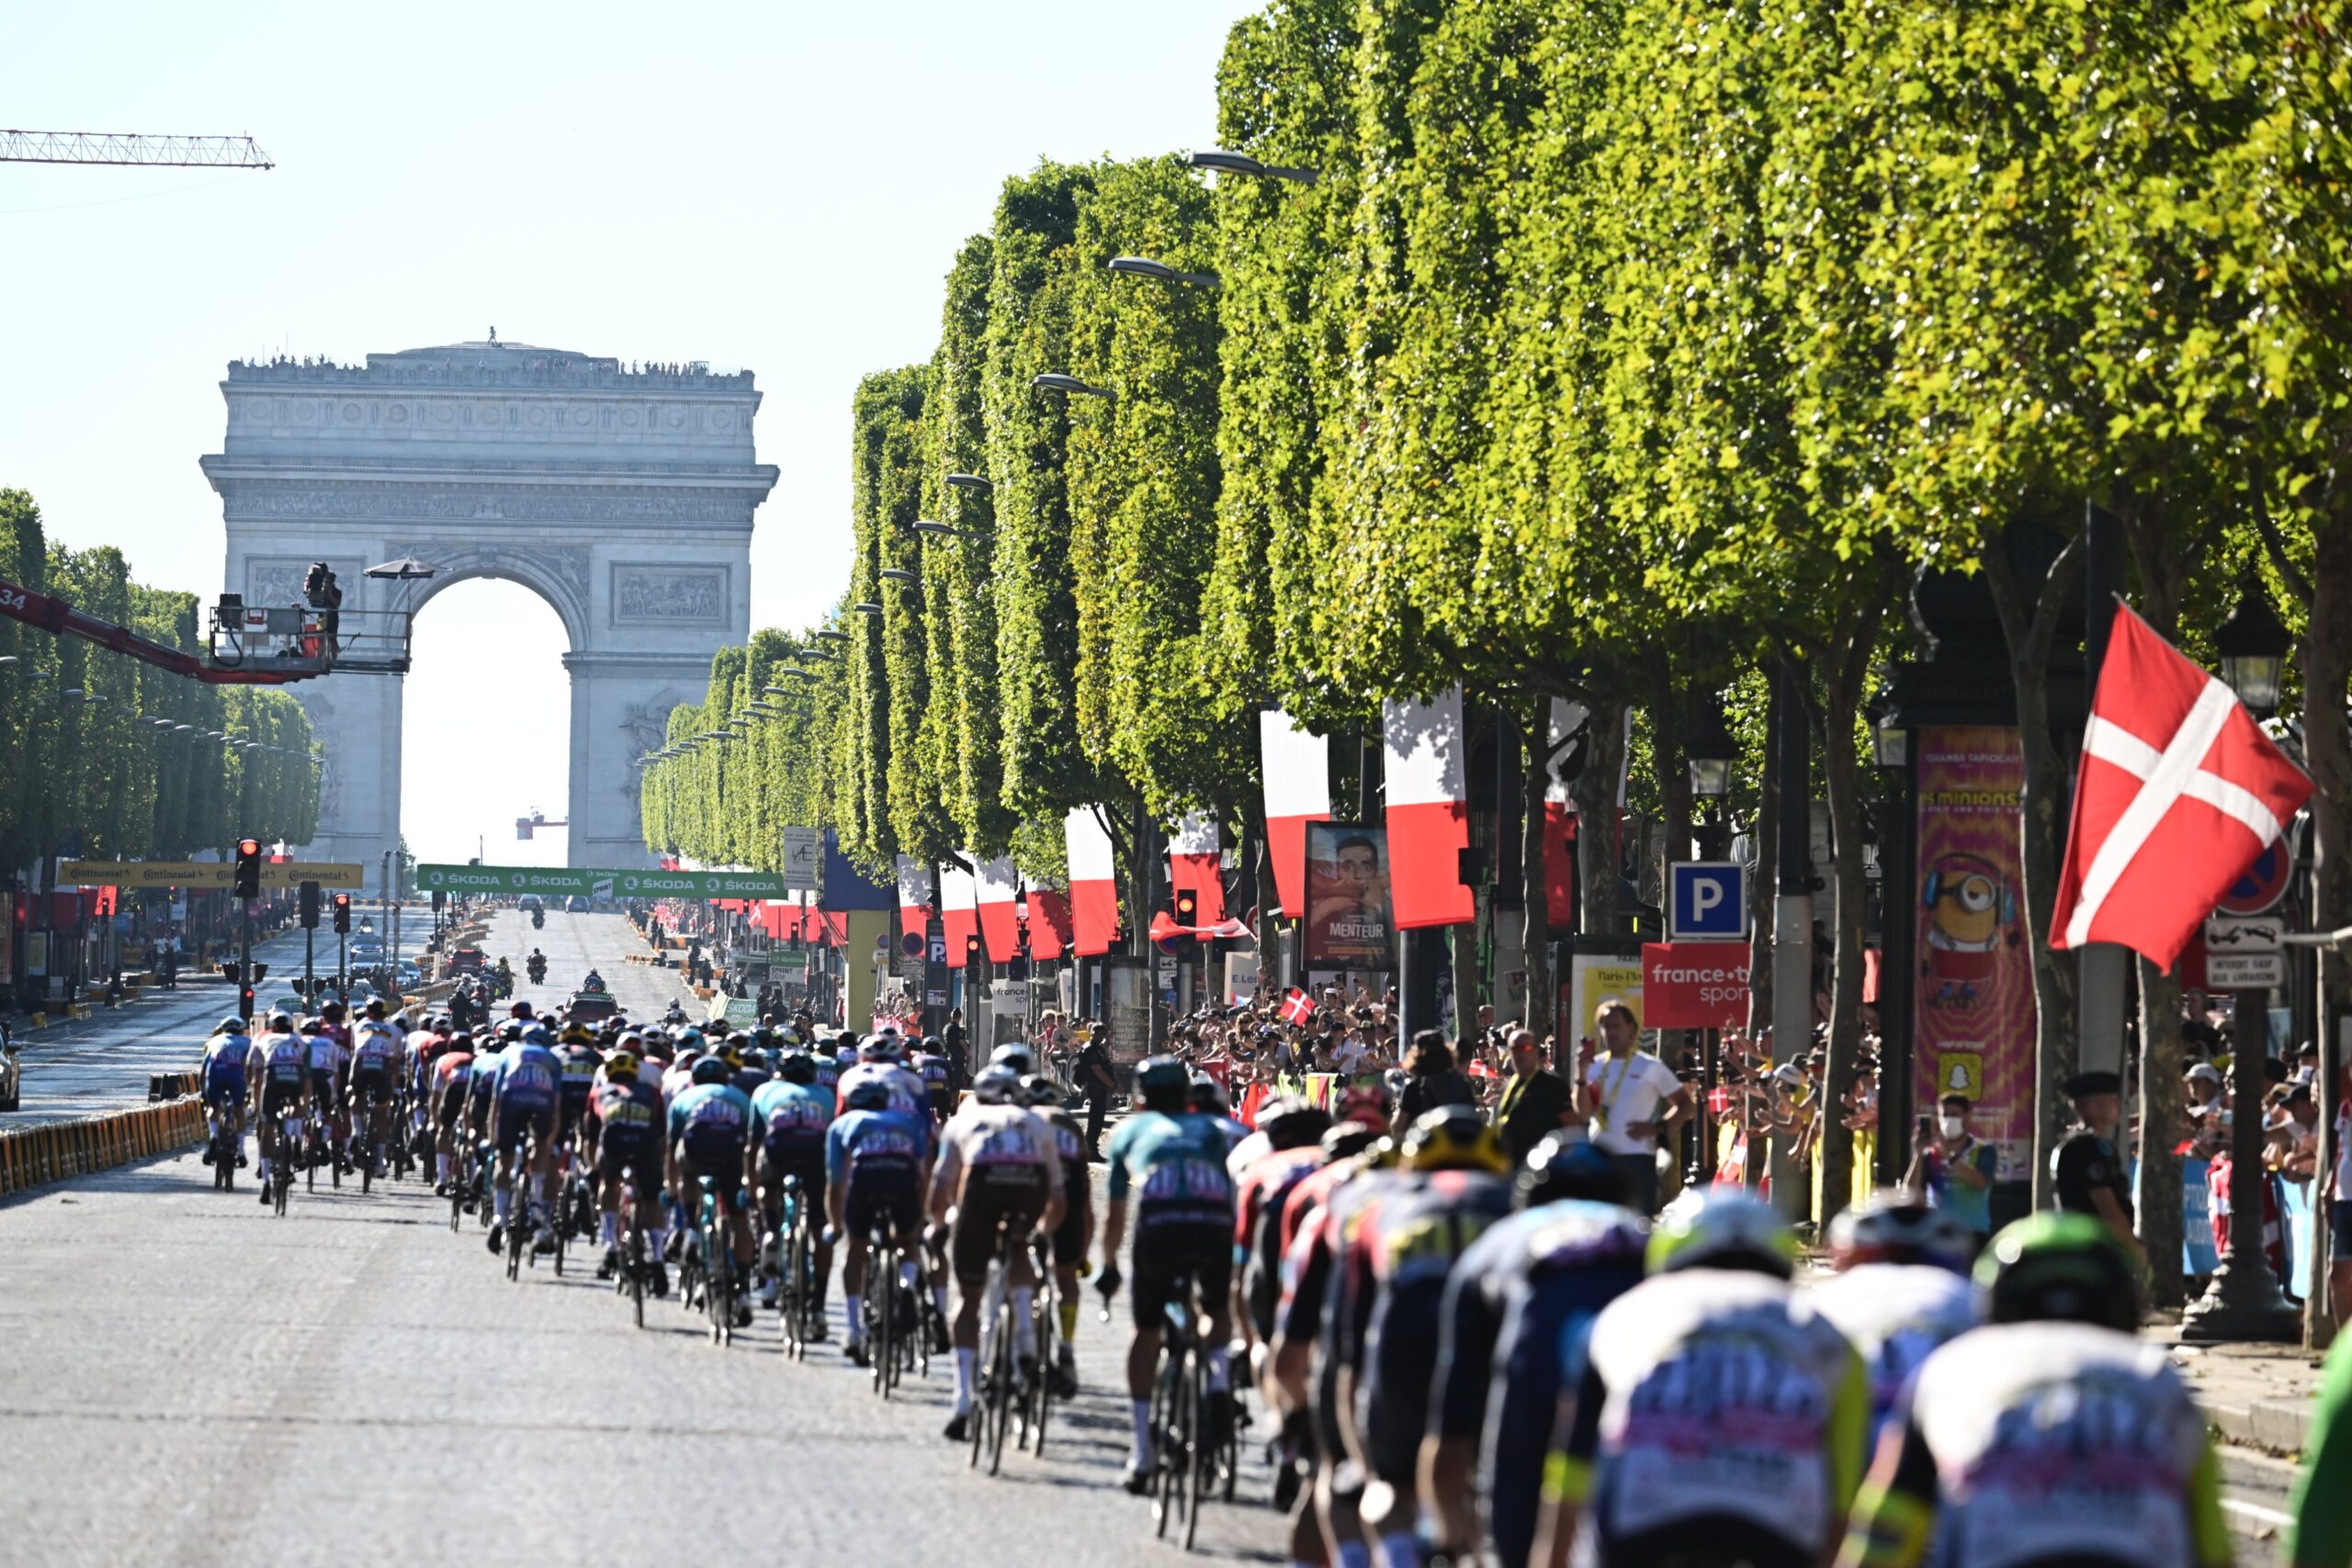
[1279,987,1316,1027]
[2050,604,2311,970]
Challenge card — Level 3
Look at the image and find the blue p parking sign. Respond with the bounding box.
[1668,862,1748,941]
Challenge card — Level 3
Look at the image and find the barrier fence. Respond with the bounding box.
[0,1096,208,1198]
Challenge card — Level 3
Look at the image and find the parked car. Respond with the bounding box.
[565,895,591,914]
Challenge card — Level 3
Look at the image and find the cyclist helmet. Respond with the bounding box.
[1828,1190,1978,1273]
[509,1001,534,1020]
[1335,1083,1392,1132]
[604,1051,639,1082]
[778,1051,817,1086]
[973,1065,1021,1105]
[1188,1074,1230,1116]
[920,1034,945,1055]
[520,1024,554,1047]
[1400,1105,1511,1175]
[267,1011,295,1032]
[1517,1131,1625,1209]
[727,1031,754,1051]
[558,1022,594,1046]
[1647,1191,1800,1280]
[1019,1073,1062,1109]
[1975,1213,2140,1333]
[690,1055,730,1087]
[1321,1120,1385,1162]
[1256,1098,1332,1153]
[858,1035,898,1063]
[497,1021,528,1044]
[720,1043,746,1070]
[219,1016,249,1034]
[990,1043,1035,1075]
[844,1080,892,1112]
[1136,1055,1191,1112]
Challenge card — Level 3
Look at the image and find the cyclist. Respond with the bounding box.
[826,1076,937,1367]
[810,1036,844,1097]
[302,1010,350,1171]
[1533,1190,1869,1568]
[931,1064,1066,1441]
[1425,1135,1641,1568]
[1096,1055,1242,1495]
[431,1033,477,1195]
[911,1034,955,1122]
[666,1054,756,1328]
[348,1010,401,1177]
[486,1026,562,1256]
[1812,1190,1983,1442]
[1190,1073,1250,1156]
[587,1045,668,1294]
[244,1010,311,1204]
[751,1048,837,1332]
[1338,1107,1516,1568]
[200,1017,251,1171]
[839,1034,927,1118]
[1023,1071,1093,1396]
[1838,1213,2228,1568]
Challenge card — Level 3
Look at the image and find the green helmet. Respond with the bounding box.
[1136,1056,1190,1096]
[1974,1213,2140,1333]
[1645,1191,1799,1280]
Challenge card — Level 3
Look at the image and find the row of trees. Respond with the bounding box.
[642,0,2352,1253]
[0,489,320,874]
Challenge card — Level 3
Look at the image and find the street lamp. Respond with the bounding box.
[944,473,991,492]
[1869,693,1909,770]
[1032,373,1111,400]
[1684,694,1737,799]
[364,558,440,581]
[854,602,884,615]
[1107,255,1219,288]
[879,568,921,584]
[814,629,851,644]
[2216,580,2292,717]
[1185,148,1318,185]
[912,520,961,538]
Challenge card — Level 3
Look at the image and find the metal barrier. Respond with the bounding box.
[0,1097,208,1197]
[148,1071,203,1101]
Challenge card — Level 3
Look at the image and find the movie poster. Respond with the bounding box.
[1913,725,2037,1180]
[1304,822,1395,970]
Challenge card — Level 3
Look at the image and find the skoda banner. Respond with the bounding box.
[414,863,786,899]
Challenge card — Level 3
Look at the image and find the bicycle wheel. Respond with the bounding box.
[968,1263,992,1469]
[785,1219,809,1360]
[1152,1354,1179,1539]
[986,1285,1013,1476]
[448,1172,462,1232]
[1030,1286,1056,1460]
[873,1238,896,1397]
[360,1105,374,1195]
[1184,1351,1209,1550]
[506,1212,525,1281]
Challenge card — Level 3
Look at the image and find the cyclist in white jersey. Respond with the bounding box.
[1811,1191,1983,1444]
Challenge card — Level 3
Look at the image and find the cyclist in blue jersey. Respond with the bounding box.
[487,1026,562,1255]
[912,1036,955,1122]
[826,1077,938,1366]
[668,1055,756,1327]
[1812,1192,1982,1447]
[752,1050,836,1329]
[1097,1055,1241,1495]
[200,1017,250,1171]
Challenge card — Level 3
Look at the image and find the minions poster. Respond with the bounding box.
[1914,726,2035,1180]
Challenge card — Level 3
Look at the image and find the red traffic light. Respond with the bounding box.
[237,839,261,858]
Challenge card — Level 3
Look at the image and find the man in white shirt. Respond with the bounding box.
[1576,998,1690,1216]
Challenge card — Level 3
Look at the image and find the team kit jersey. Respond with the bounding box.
[750,1079,835,1178]
[668,1081,754,1166]
[836,1060,927,1119]
[202,1034,249,1101]
[1808,1263,1983,1440]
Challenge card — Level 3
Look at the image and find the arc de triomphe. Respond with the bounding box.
[203,340,777,873]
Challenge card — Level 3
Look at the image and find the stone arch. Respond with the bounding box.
[401,544,591,651]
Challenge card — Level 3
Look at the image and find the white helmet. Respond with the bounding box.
[972,1065,1022,1105]
[1647,1191,1800,1280]
[989,1043,1035,1075]
[1827,1190,1977,1273]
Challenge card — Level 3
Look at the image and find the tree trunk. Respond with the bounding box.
[1573,694,1628,936]
[1815,570,1895,1226]
[1451,921,1481,1043]
[1650,668,1694,868]
[1522,697,1555,1040]
[1747,671,1781,1035]
[1982,528,2087,1211]
[2301,516,2352,1345]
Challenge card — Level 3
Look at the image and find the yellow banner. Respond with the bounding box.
[58,860,368,890]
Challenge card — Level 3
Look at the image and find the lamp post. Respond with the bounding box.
[2183,580,2301,1344]
[1682,692,1737,1184]
[1869,689,1917,1184]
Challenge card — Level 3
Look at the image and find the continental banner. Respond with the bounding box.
[413,863,786,899]
[58,860,366,891]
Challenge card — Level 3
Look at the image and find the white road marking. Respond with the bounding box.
[2223,1495,2294,1528]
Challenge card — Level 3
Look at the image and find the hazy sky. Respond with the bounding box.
[2,0,1249,864]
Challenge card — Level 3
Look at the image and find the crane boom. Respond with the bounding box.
[0,577,311,685]
[0,130,273,168]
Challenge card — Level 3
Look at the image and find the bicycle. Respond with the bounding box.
[864,1221,902,1398]
[968,1224,1026,1476]
[206,1106,240,1192]
[1017,1232,1061,1461]
[1104,1267,1215,1549]
[354,1082,381,1195]
[273,1113,300,1218]
[774,1175,820,1359]
[686,1173,740,1346]
[616,1163,650,1330]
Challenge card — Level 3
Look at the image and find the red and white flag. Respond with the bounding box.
[1149,910,1254,942]
[1169,809,1226,925]
[1383,687,1476,929]
[2052,604,2312,969]
[1065,806,1120,957]
[975,856,1022,964]
[1260,710,1330,920]
[1028,888,1074,960]
[940,856,980,969]
[893,854,930,943]
[1280,987,1316,1027]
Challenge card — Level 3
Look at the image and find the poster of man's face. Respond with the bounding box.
[1305,823,1394,969]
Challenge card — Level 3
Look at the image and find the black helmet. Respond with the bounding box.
[690,1056,729,1087]
[1256,1097,1332,1153]
[1975,1213,2141,1333]
[1518,1132,1626,1209]
[778,1051,817,1085]
[844,1080,892,1112]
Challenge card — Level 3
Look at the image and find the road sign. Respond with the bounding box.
[780,826,822,895]
[2205,912,2287,988]
[2216,840,2292,916]
[1668,862,1748,941]
[413,863,786,899]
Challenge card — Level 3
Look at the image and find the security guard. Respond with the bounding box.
[2051,1070,2142,1261]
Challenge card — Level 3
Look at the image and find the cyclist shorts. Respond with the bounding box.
[204,1076,246,1110]
[1597,1517,1815,1568]
[844,1171,921,1240]
[949,1174,1049,1285]
[349,1067,390,1108]
[1130,1221,1231,1332]
[435,1080,469,1130]
[309,1068,341,1110]
[262,1080,304,1120]
[1049,1194,1091,1269]
[559,1089,592,1137]
[680,1129,745,1190]
[758,1149,827,1216]
[597,1130,662,1187]
[494,1100,554,1156]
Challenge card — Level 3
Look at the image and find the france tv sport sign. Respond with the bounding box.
[1668,861,1748,941]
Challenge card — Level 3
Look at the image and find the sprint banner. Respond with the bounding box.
[414,863,786,899]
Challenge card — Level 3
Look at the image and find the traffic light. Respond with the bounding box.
[964,932,983,968]
[299,881,321,929]
[233,838,263,900]
[431,889,447,912]
[1174,888,1199,927]
[332,893,352,933]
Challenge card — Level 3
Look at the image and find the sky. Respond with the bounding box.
[1,0,1250,865]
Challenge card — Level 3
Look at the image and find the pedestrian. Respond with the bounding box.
[1576,999,1690,1216]
[1493,1027,1574,1166]
[2051,1070,2143,1263]
[943,1006,968,1074]
[1076,1026,1116,1159]
[1395,1029,1475,1125]
[1905,1091,1997,1252]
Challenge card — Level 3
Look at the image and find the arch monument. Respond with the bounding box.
[203,339,777,873]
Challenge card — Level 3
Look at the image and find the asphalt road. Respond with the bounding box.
[2221,1446,2301,1564]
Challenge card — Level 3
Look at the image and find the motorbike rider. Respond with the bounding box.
[526,947,547,983]
[582,966,608,995]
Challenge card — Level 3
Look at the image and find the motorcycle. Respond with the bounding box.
[531,908,545,930]
[526,957,547,986]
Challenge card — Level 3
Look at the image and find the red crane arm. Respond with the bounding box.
[0,577,311,686]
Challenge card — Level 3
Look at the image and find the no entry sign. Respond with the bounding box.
[1642,942,1752,1030]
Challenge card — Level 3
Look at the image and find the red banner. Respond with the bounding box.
[1641,942,1752,1030]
